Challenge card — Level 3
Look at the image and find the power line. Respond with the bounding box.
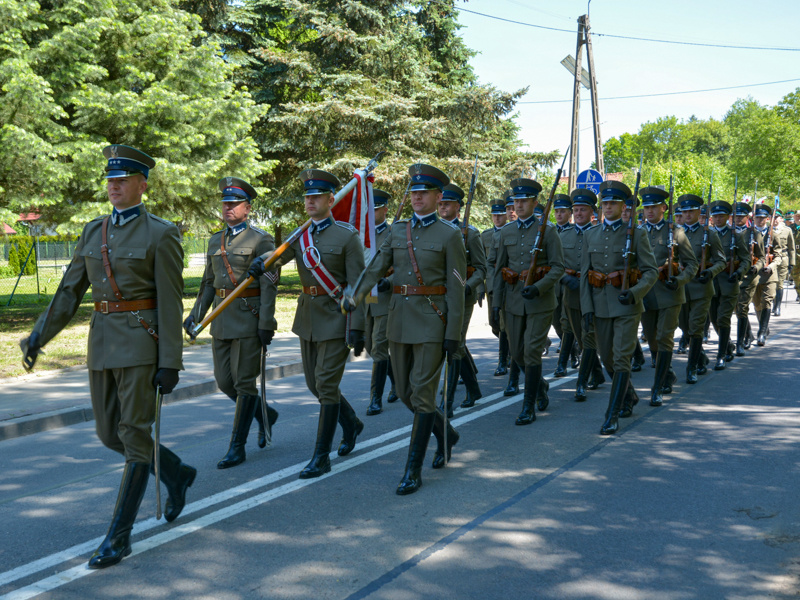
[457,7,800,52]
[517,78,800,104]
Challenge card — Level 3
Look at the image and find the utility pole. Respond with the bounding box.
[567,14,604,191]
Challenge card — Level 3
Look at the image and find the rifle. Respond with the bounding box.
[621,151,644,291]
[191,151,386,338]
[764,186,779,267]
[698,171,714,274]
[523,147,570,288]
[392,180,412,223]
[461,154,479,245]
[667,173,675,278]
[749,179,758,265]
[729,174,738,277]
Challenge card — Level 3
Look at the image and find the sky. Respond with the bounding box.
[454,0,800,175]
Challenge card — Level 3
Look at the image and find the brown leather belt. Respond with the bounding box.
[303,286,330,296]
[587,269,642,289]
[501,266,551,285]
[467,266,476,278]
[216,288,260,299]
[94,299,157,314]
[657,262,682,281]
[393,284,447,295]
[726,259,741,272]
[565,268,580,277]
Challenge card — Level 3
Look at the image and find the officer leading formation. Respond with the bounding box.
[20,147,797,567]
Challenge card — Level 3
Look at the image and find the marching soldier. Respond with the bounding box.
[482,201,509,376]
[560,188,606,401]
[364,189,397,416]
[734,202,764,354]
[708,200,751,369]
[639,187,698,407]
[552,194,574,377]
[674,206,684,229]
[789,211,800,302]
[21,145,195,568]
[341,163,466,495]
[677,194,727,382]
[624,196,647,371]
[248,169,366,479]
[493,178,565,426]
[437,183,486,414]
[580,181,657,435]
[753,203,788,345]
[505,190,518,222]
[497,190,523,395]
[184,177,278,469]
[772,210,795,316]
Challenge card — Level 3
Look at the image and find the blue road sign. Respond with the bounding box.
[576,169,603,194]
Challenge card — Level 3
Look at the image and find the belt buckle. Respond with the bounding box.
[309,286,318,295]
[400,284,408,295]
[100,301,109,314]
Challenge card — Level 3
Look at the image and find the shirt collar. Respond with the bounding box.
[312,216,333,232]
[412,212,438,227]
[603,218,622,232]
[646,220,665,232]
[557,223,573,232]
[375,221,388,234]
[713,225,729,234]
[227,221,248,237]
[111,203,143,226]
[517,214,538,229]
[575,223,592,233]
[756,225,768,234]
[684,222,700,233]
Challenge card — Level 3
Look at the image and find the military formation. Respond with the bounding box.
[19,146,798,569]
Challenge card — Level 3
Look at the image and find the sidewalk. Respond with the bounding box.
[0,333,309,441]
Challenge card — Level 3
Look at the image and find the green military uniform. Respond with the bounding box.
[559,188,606,402]
[345,163,466,495]
[734,203,766,355]
[708,201,751,370]
[23,145,195,569]
[187,177,278,469]
[493,178,565,425]
[638,187,698,407]
[580,180,657,435]
[772,218,794,315]
[677,194,727,383]
[753,203,788,345]
[483,203,516,380]
[789,215,800,301]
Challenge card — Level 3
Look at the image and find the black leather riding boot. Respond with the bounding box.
[743,320,754,349]
[714,326,731,370]
[494,331,509,376]
[217,394,258,469]
[757,308,770,346]
[504,359,521,396]
[515,365,541,425]
[367,360,389,416]
[735,318,748,357]
[650,351,671,407]
[431,411,460,469]
[686,337,702,384]
[773,288,783,316]
[299,403,340,479]
[88,462,149,569]
[600,371,629,435]
[151,445,196,523]
[554,332,574,377]
[619,379,639,418]
[459,358,483,408]
[386,360,399,403]
[397,412,436,495]
[676,333,688,354]
[337,395,364,456]
[252,399,279,448]
[438,358,461,418]
[571,338,581,368]
[587,350,606,389]
[575,348,595,401]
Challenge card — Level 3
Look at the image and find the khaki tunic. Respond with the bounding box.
[189,223,277,397]
[483,226,504,330]
[34,208,184,464]
[736,228,766,319]
[493,218,565,367]
[365,221,392,362]
[352,215,467,413]
[640,222,698,352]
[559,223,597,349]
[711,227,751,330]
[680,224,727,337]
[790,224,800,293]
[754,224,789,311]
[579,221,657,373]
[456,222,487,357]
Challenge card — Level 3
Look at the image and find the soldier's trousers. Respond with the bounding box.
[212,335,261,398]
[455,300,476,359]
[754,281,777,312]
[640,305,681,352]
[505,311,553,368]
[564,304,597,350]
[736,274,759,319]
[777,264,789,286]
[594,313,640,374]
[389,341,445,414]
[552,292,564,339]
[486,292,506,332]
[299,338,350,406]
[365,313,389,362]
[792,262,800,294]
[680,296,713,337]
[710,292,737,330]
[90,364,158,464]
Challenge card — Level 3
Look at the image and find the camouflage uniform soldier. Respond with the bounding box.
[341,164,466,495]
[639,187,698,407]
[734,203,765,355]
[364,189,397,416]
[676,194,727,383]
[437,183,486,414]
[482,202,508,375]
[185,178,278,469]
[580,181,658,435]
[493,178,565,426]
[21,145,195,568]
[708,201,751,370]
[249,169,366,479]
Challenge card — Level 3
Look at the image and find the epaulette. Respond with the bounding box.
[440,219,459,230]
[250,224,268,236]
[636,224,644,230]
[500,221,516,229]
[147,213,176,227]
[334,220,357,233]
[394,218,411,224]
[467,224,480,233]
[90,215,106,223]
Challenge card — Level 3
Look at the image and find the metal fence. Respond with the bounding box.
[0,238,210,306]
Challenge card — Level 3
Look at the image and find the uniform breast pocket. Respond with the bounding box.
[113,247,148,277]
[503,237,518,247]
[318,245,343,256]
[419,241,442,252]
[79,246,103,280]
[230,246,254,263]
[561,240,576,250]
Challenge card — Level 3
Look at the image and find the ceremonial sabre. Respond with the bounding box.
[191,151,385,338]
[154,385,164,520]
[441,357,450,466]
[260,347,272,447]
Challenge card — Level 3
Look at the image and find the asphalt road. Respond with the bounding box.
[1,306,799,600]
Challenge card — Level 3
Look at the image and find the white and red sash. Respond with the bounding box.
[300,226,344,300]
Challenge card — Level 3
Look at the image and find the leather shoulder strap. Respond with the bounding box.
[101,217,124,302]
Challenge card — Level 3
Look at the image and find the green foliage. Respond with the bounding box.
[7,244,19,274]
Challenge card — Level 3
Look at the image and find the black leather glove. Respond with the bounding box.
[477,291,485,307]
[153,368,180,394]
[20,331,42,370]
[247,256,266,278]
[728,270,742,283]
[748,265,758,275]
[584,312,594,329]
[340,296,357,313]
[491,307,501,331]
[696,270,712,284]
[443,339,460,361]
[258,329,274,348]
[664,276,679,291]
[618,290,635,305]
[348,330,365,356]
[182,315,195,337]
[464,283,472,298]
[761,265,772,275]
[521,285,539,299]
[561,274,580,291]
[377,278,391,293]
